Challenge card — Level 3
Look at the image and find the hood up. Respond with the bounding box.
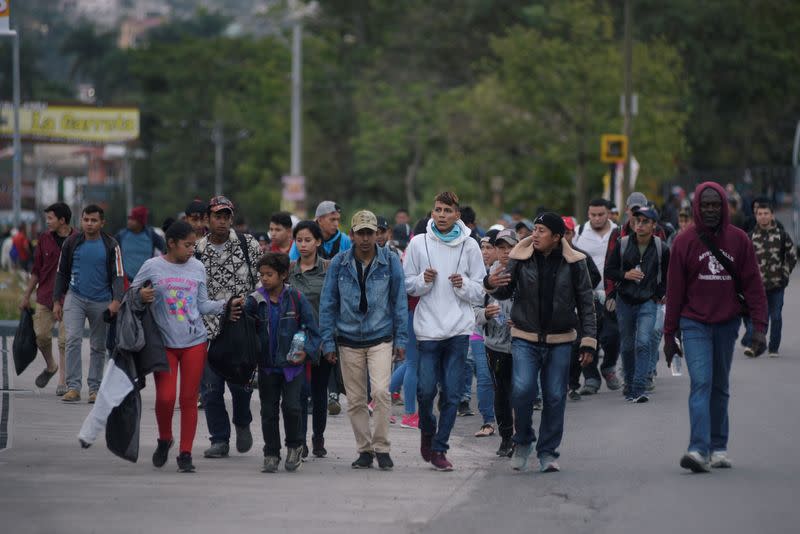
[693,181,730,234]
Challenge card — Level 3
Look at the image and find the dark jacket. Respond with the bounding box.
[604,220,667,298]
[245,285,322,368]
[31,228,76,308]
[605,235,669,304]
[488,238,597,351]
[664,181,768,337]
[572,243,602,290]
[53,232,125,304]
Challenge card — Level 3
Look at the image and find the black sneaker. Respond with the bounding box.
[177,452,195,473]
[496,439,514,458]
[301,443,309,459]
[631,394,649,404]
[351,451,374,469]
[235,425,253,453]
[376,452,394,470]
[152,439,173,468]
[568,389,581,401]
[203,441,229,458]
[328,394,342,416]
[312,437,327,458]
[457,401,474,416]
[533,399,543,411]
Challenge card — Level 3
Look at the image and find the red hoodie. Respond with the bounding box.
[664,182,767,337]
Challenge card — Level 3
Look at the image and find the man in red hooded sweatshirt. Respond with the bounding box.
[663,182,767,473]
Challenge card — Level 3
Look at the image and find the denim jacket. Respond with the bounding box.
[318,245,408,354]
[245,285,321,368]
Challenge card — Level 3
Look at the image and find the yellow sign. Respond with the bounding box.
[0,1,10,32]
[0,103,140,144]
[600,134,628,163]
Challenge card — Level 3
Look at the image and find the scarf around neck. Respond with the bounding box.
[431,223,462,243]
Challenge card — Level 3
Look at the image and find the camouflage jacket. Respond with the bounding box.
[750,224,797,290]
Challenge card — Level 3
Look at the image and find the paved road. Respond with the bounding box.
[1,275,799,534]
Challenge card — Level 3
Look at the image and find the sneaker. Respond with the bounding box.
[578,384,598,395]
[458,400,474,416]
[631,394,649,404]
[710,451,732,469]
[401,413,419,429]
[420,433,433,462]
[285,446,302,472]
[680,451,711,473]
[55,384,67,396]
[511,443,532,471]
[62,389,81,402]
[203,441,230,458]
[540,455,560,473]
[312,437,327,458]
[768,351,779,358]
[391,392,403,406]
[328,394,342,415]
[87,391,97,404]
[35,367,58,389]
[568,389,581,401]
[301,443,309,459]
[261,456,280,473]
[622,384,631,397]
[176,452,196,473]
[152,439,173,468]
[744,347,755,358]
[235,425,253,453]
[351,451,374,469]
[368,400,375,415]
[376,452,394,471]
[430,451,453,471]
[496,439,514,458]
[602,371,622,390]
[533,399,543,411]
[645,378,655,392]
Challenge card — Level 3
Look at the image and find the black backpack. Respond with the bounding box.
[207,297,261,385]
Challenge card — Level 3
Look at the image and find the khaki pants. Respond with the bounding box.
[339,342,393,454]
[33,303,66,371]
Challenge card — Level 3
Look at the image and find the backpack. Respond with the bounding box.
[207,297,261,385]
[619,235,664,286]
[195,232,255,287]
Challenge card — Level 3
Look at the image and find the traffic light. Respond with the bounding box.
[600,134,628,163]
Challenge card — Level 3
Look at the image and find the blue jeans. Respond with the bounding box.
[742,287,785,353]
[511,339,571,459]
[462,339,496,424]
[616,299,657,398]
[389,309,419,414]
[417,335,469,452]
[201,363,253,444]
[680,317,739,457]
[649,303,665,377]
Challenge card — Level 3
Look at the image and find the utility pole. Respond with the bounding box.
[622,0,633,204]
[290,8,302,178]
[792,120,800,246]
[213,121,223,196]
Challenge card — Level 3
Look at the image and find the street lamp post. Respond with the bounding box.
[0,27,21,228]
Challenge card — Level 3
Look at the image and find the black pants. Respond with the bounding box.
[487,348,514,440]
[301,358,334,443]
[568,341,583,391]
[259,370,304,457]
[583,305,621,384]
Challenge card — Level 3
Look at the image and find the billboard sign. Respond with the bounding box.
[0,102,140,144]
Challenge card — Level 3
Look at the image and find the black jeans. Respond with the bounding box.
[568,341,583,391]
[301,358,334,443]
[583,305,620,384]
[487,348,514,440]
[259,370,304,457]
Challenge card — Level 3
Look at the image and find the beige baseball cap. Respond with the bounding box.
[351,210,378,232]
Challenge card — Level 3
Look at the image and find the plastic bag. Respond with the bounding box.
[13,307,38,375]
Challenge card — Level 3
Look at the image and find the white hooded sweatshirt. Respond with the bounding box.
[403,219,486,341]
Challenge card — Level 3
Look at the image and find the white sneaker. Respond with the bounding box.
[680,451,711,473]
[743,347,755,358]
[710,451,732,468]
[768,352,779,358]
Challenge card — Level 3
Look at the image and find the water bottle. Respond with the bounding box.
[634,264,643,284]
[671,355,683,376]
[287,330,306,364]
[490,299,506,325]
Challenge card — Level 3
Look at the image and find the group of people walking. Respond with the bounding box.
[20,181,795,474]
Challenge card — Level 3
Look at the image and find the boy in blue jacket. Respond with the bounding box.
[245,253,320,473]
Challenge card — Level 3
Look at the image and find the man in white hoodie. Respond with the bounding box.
[403,191,486,471]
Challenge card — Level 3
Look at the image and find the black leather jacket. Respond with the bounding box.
[487,238,597,351]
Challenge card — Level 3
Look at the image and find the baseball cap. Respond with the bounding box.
[626,192,648,210]
[351,210,378,232]
[315,201,341,219]
[209,195,234,213]
[561,216,576,232]
[632,206,658,221]
[376,216,390,230]
[495,228,519,246]
[610,202,619,214]
[185,199,207,216]
[515,219,533,232]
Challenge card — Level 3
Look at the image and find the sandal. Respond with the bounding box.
[474,424,495,438]
[35,367,58,389]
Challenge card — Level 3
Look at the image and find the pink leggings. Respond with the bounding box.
[153,343,207,454]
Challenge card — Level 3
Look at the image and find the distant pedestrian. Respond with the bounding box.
[664,182,768,473]
[115,206,166,281]
[269,211,294,254]
[403,192,485,471]
[53,205,124,403]
[184,200,208,238]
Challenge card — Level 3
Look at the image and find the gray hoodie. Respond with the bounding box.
[474,261,514,354]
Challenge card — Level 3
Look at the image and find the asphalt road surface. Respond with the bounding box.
[1,274,798,534]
